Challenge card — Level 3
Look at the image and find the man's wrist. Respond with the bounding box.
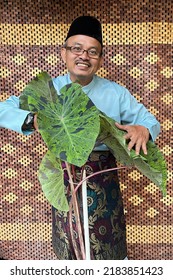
[22,113,35,131]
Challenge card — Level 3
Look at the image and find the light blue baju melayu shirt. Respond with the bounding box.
[53,74,160,141]
[0,73,160,141]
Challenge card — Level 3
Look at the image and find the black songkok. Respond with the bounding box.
[65,16,103,46]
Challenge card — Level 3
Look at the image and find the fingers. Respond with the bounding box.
[127,133,148,155]
[128,138,147,155]
[141,141,148,155]
[115,122,149,155]
[115,122,127,131]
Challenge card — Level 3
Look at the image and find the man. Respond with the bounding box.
[0,16,160,260]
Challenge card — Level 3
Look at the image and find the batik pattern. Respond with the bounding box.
[52,151,127,260]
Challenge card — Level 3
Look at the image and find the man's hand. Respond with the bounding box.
[115,123,150,155]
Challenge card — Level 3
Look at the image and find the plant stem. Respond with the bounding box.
[65,161,86,260]
[66,164,127,260]
[82,169,91,260]
[68,199,80,259]
[74,166,127,194]
[74,165,127,259]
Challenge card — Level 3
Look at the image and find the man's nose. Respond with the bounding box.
[79,50,90,58]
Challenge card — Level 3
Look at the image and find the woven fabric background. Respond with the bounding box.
[0,0,172,259]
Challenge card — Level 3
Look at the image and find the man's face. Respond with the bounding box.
[61,35,103,86]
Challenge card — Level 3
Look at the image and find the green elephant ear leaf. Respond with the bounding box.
[133,141,167,196]
[99,113,167,195]
[37,83,100,167]
[38,150,69,211]
[98,114,134,166]
[19,71,167,210]
[19,71,58,112]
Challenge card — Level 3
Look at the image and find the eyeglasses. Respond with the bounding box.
[65,46,101,59]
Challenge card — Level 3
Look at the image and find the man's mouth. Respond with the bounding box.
[76,61,90,68]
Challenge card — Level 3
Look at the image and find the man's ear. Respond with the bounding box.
[61,47,67,63]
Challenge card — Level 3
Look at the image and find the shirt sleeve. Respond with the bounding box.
[0,96,31,134]
[119,87,161,141]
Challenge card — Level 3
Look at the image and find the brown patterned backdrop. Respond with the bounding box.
[0,0,172,260]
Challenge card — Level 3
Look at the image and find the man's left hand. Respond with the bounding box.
[115,123,150,155]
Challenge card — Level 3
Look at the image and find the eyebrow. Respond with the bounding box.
[72,42,98,50]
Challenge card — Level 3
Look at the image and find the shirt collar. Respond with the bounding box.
[67,73,97,95]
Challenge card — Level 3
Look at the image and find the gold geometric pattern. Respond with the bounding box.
[0,0,173,260]
[144,80,160,91]
[2,168,17,178]
[2,192,18,204]
[128,170,143,181]
[20,205,34,215]
[160,67,173,78]
[0,223,51,241]
[45,55,60,66]
[144,52,159,64]
[0,66,11,78]
[18,155,32,166]
[167,170,173,181]
[127,225,173,243]
[33,144,48,156]
[119,183,127,192]
[96,67,109,77]
[148,106,159,116]
[111,54,126,65]
[144,183,160,194]
[1,24,69,45]
[1,22,173,45]
[36,193,47,203]
[161,145,173,156]
[128,67,143,79]
[146,207,159,218]
[14,80,27,92]
[132,93,143,102]
[1,143,16,154]
[161,120,173,131]
[30,68,42,77]
[160,195,173,206]
[161,93,173,105]
[17,134,32,143]
[12,54,27,65]
[129,195,143,206]
[19,180,33,191]
[0,92,10,102]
